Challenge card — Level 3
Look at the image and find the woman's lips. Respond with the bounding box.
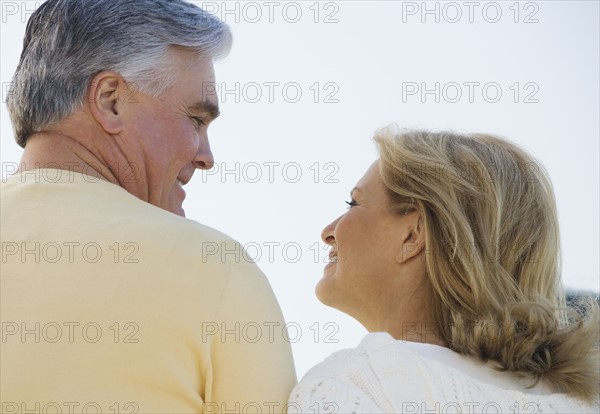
[327,251,338,263]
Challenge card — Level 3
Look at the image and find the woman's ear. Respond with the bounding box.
[396,212,425,264]
[87,71,126,134]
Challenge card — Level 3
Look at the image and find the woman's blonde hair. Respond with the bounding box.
[374,126,599,403]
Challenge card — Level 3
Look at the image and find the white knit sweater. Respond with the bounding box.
[288,332,598,413]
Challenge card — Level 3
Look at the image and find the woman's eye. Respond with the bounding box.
[345,199,357,208]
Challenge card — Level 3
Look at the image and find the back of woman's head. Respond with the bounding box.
[374,126,599,403]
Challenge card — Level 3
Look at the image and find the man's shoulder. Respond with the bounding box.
[128,199,252,260]
[102,197,259,274]
[1,169,259,272]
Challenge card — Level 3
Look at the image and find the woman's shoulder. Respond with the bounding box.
[290,332,600,413]
[296,332,416,381]
[289,333,426,413]
[360,334,599,412]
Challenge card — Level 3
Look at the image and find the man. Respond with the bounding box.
[1,1,296,412]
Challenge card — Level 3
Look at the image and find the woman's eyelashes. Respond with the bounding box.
[346,199,358,209]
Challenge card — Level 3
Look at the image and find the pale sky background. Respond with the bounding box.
[1,1,599,379]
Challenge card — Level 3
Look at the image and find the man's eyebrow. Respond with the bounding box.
[188,101,220,120]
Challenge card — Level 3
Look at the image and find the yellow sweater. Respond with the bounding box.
[1,169,297,413]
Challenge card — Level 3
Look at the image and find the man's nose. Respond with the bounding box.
[194,139,214,170]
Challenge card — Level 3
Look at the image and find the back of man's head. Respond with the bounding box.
[7,0,232,148]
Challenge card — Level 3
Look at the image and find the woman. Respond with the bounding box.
[289,127,599,413]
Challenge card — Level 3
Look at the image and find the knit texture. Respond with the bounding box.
[289,332,598,413]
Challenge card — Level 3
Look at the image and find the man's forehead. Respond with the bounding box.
[176,53,219,118]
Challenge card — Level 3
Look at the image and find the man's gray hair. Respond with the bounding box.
[7,0,232,148]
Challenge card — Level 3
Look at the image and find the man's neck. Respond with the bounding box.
[18,132,120,184]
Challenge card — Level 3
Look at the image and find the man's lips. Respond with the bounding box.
[176,173,193,186]
[177,165,197,187]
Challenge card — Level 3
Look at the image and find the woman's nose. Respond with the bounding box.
[321,216,340,245]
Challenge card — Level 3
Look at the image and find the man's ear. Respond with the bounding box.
[87,71,125,134]
[395,212,425,264]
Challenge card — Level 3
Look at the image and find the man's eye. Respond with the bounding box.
[345,199,357,208]
[192,117,205,126]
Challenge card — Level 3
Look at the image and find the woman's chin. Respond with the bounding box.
[315,269,336,306]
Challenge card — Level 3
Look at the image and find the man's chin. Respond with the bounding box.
[174,205,186,217]
[165,201,186,217]
[169,186,186,216]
